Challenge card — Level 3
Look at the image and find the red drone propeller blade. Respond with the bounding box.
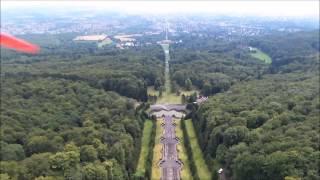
[0,33,40,54]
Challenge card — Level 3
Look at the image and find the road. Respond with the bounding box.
[159,115,181,180]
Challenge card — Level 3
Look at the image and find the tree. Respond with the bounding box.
[158,86,164,97]
[181,94,186,104]
[80,145,98,162]
[233,153,267,180]
[223,126,249,147]
[284,177,301,180]
[26,136,55,155]
[97,144,109,161]
[0,161,27,179]
[0,174,10,180]
[22,153,53,179]
[246,112,269,129]
[154,78,162,90]
[103,159,125,180]
[202,82,211,96]
[216,144,227,163]
[185,78,193,90]
[0,142,25,161]
[35,176,64,180]
[82,163,108,180]
[172,81,179,94]
[50,143,80,171]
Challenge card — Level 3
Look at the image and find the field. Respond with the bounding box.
[148,86,199,104]
[179,89,199,96]
[185,120,211,179]
[147,86,158,96]
[249,48,272,64]
[175,119,193,180]
[151,120,163,179]
[147,86,181,104]
[136,120,154,175]
[158,92,182,104]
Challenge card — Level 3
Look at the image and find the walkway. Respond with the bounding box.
[159,115,182,180]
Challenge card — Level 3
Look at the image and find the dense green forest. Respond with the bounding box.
[0,28,318,180]
[1,77,145,179]
[0,34,164,179]
[170,37,268,96]
[1,34,165,101]
[170,31,319,97]
[187,31,319,179]
[249,31,319,67]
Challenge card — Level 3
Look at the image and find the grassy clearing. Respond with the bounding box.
[180,89,199,96]
[147,86,182,104]
[185,120,211,179]
[158,92,181,104]
[249,48,272,64]
[147,86,158,96]
[147,86,199,104]
[175,119,193,180]
[136,120,154,175]
[151,120,163,179]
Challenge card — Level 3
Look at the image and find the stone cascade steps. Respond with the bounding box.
[159,115,182,180]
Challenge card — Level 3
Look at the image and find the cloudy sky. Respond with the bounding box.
[2,0,319,18]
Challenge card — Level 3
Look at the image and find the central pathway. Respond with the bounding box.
[157,43,183,180]
[159,115,181,180]
[162,43,171,94]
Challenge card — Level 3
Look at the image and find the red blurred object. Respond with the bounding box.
[0,33,40,54]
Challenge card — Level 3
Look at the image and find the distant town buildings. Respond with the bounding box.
[73,34,108,41]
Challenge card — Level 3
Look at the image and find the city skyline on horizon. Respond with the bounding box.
[2,0,319,18]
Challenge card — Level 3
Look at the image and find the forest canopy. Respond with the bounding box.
[187,31,319,180]
[0,77,145,179]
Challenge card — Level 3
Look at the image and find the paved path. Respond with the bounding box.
[159,115,182,180]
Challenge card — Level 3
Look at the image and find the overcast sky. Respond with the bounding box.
[2,1,319,18]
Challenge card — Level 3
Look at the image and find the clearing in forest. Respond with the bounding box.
[249,47,272,64]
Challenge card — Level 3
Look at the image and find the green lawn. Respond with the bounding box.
[147,86,199,104]
[185,119,211,179]
[151,120,163,179]
[158,92,182,104]
[175,119,193,180]
[249,48,272,64]
[147,86,159,96]
[147,86,181,104]
[180,89,198,96]
[136,120,154,175]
